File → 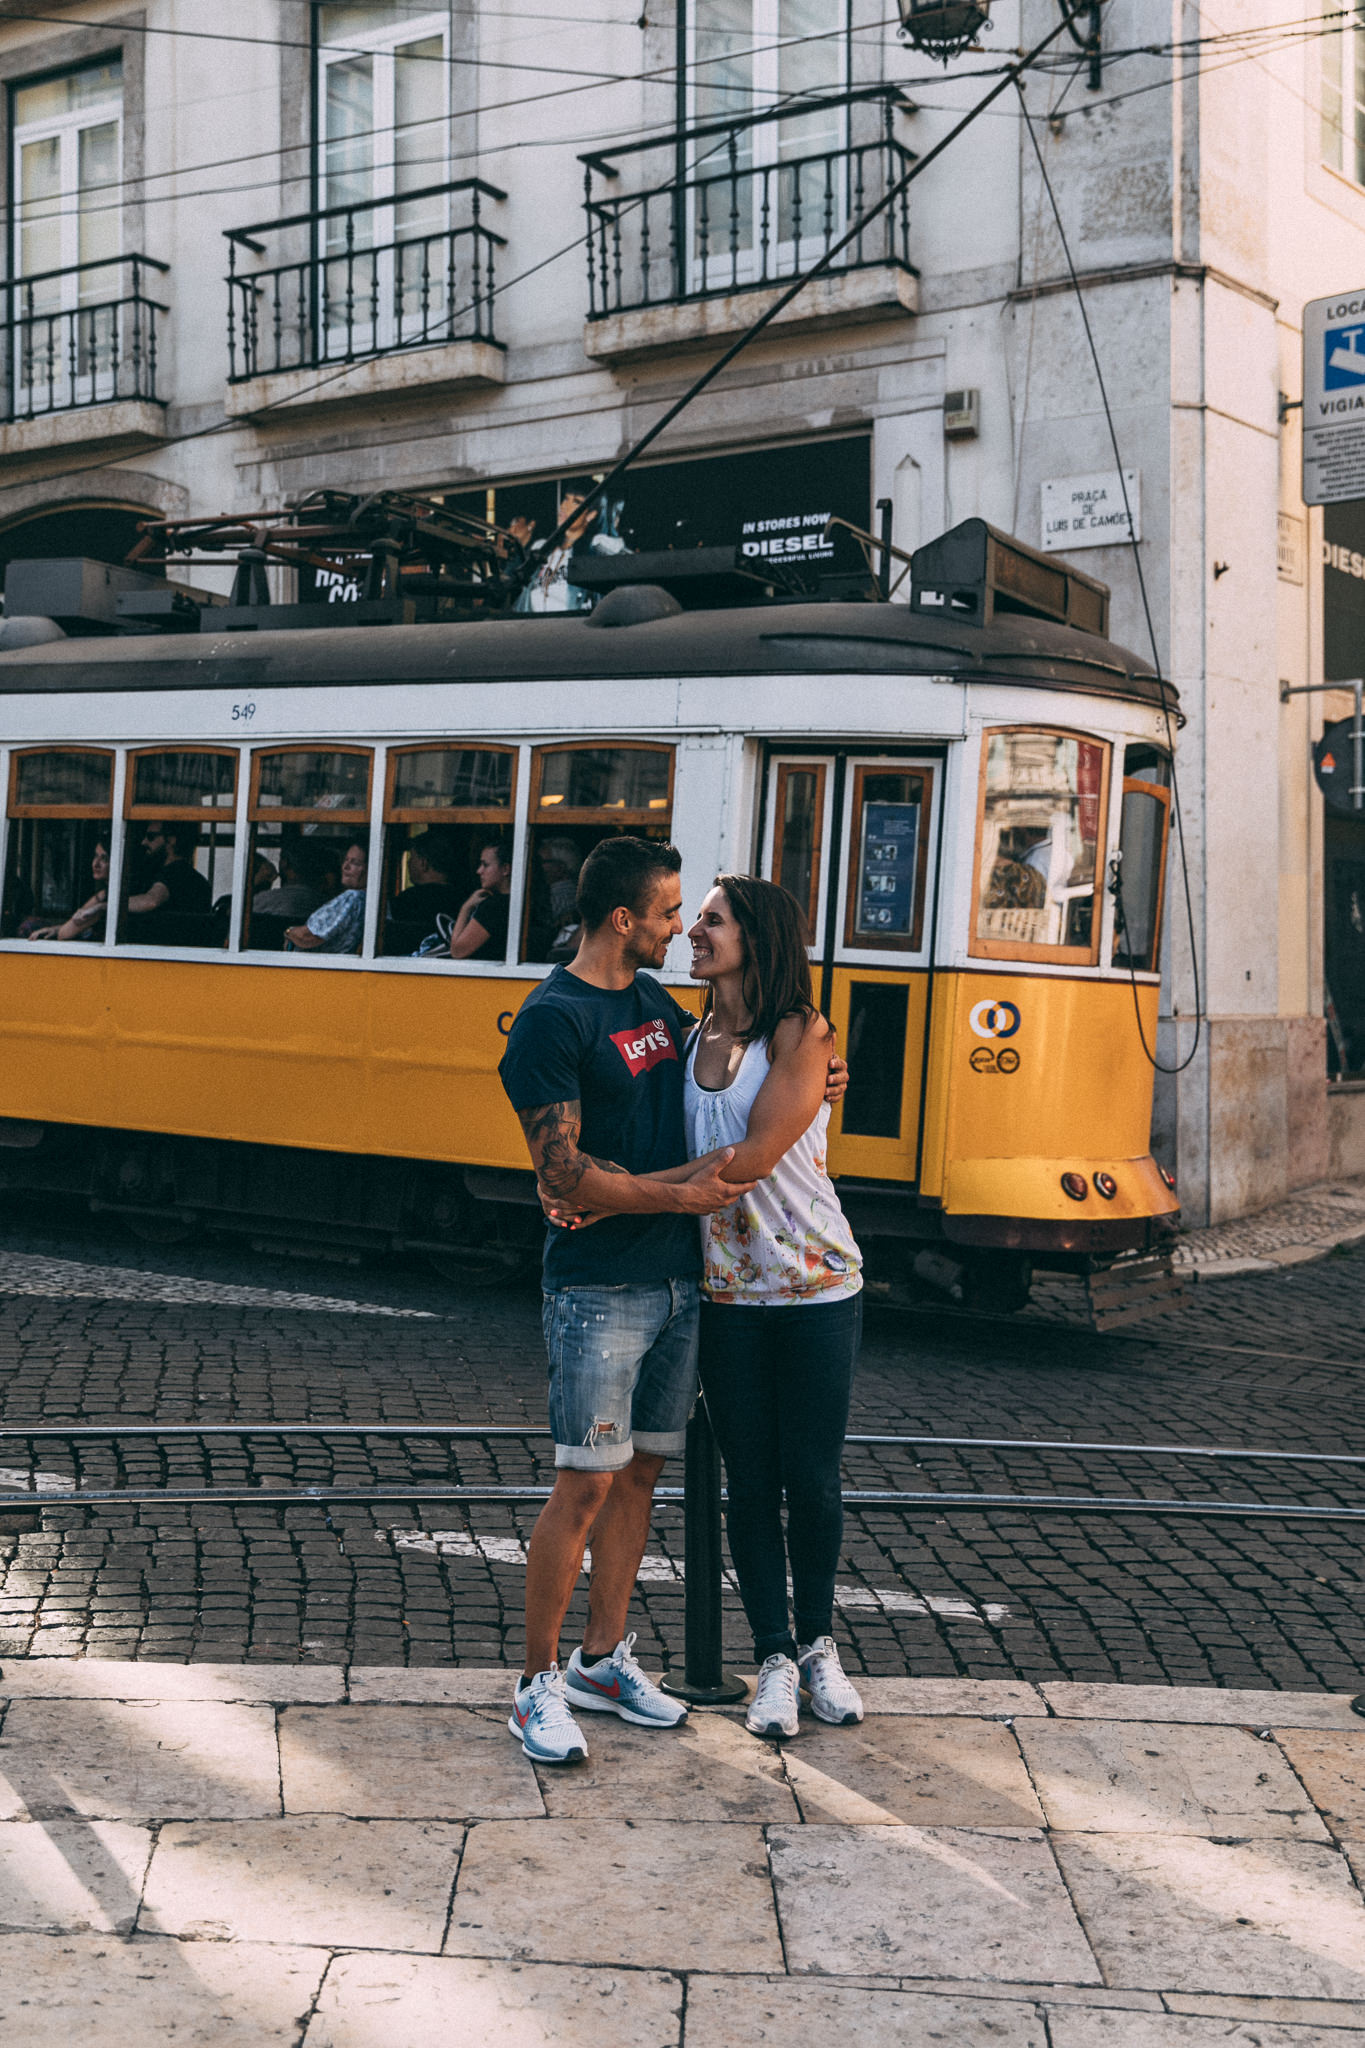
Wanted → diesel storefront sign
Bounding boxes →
[1323,500,1365,681]
[445,435,871,582]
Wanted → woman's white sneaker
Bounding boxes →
[746,1653,801,1739]
[798,1637,864,1725]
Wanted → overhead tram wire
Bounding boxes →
[8,8,1341,233]
[12,6,1338,503]
[1012,67,1202,1078]
[512,0,1104,579]
[6,14,921,229]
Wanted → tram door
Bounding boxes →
[761,753,937,1187]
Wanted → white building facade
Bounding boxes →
[0,0,1359,1225]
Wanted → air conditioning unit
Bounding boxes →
[943,389,980,439]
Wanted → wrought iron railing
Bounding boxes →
[225,177,507,382]
[581,86,914,320]
[2,253,168,422]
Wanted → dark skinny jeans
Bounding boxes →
[699,1290,862,1664]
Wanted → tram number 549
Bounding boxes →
[231,702,257,722]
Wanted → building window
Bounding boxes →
[1323,5,1365,182]
[317,3,449,349]
[688,0,847,276]
[11,59,123,405]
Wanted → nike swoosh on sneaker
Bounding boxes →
[512,1699,530,1726]
[576,1672,622,1699]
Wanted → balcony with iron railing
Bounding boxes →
[223,177,507,419]
[1,252,169,456]
[580,86,917,362]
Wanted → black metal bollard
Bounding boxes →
[661,1403,746,1704]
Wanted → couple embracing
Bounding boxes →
[497,835,865,1763]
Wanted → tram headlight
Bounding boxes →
[896,0,991,58]
[1093,1172,1117,1201]
[1060,1172,1088,1202]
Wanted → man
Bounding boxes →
[385,832,460,955]
[125,821,211,938]
[498,836,844,1764]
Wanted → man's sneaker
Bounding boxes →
[508,1664,589,1763]
[746,1653,801,1739]
[564,1633,688,1728]
[798,1636,864,1725]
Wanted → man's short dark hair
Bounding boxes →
[576,836,681,931]
[413,830,458,877]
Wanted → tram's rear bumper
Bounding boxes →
[839,1152,1179,1259]
[941,1210,1175,1256]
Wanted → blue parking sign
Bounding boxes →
[1325,322,1365,389]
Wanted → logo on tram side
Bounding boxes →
[968,999,1021,1040]
[969,1046,1020,1075]
[610,1019,679,1078]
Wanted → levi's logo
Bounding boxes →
[610,1019,678,1078]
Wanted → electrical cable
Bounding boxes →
[1013,73,1202,1078]
[514,0,1095,575]
[7,15,912,228]
[9,6,1348,231]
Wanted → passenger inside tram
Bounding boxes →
[251,840,336,927]
[384,830,461,955]
[24,839,110,943]
[446,837,513,961]
[124,821,215,946]
[285,838,368,954]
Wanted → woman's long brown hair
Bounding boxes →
[702,873,818,1046]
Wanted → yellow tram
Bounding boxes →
[0,521,1179,1310]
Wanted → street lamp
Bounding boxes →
[895,0,992,59]
[897,2,1102,81]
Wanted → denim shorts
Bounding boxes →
[541,1278,700,1471]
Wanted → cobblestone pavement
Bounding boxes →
[0,1198,1362,1690]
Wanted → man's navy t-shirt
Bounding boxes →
[498,965,700,1289]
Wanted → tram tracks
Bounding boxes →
[0,1420,1362,1524]
[877,1291,1364,1372]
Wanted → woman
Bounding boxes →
[26,840,110,942]
[285,840,367,954]
[447,837,513,960]
[684,874,864,1740]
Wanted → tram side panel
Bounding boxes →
[920,971,1176,1250]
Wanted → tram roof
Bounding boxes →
[0,597,1176,712]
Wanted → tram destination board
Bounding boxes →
[1303,289,1365,505]
[856,799,919,938]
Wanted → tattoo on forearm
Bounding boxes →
[518,1101,628,1196]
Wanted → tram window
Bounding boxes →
[1112,746,1171,974]
[381,745,516,958]
[524,745,674,962]
[841,982,909,1137]
[3,749,112,940]
[973,729,1109,963]
[121,749,237,951]
[773,762,825,938]
[245,748,371,953]
[844,765,932,953]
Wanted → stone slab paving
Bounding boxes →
[0,1663,1362,2041]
